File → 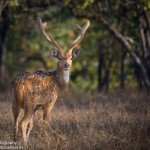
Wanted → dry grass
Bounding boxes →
[0,90,150,150]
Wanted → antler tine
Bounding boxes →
[68,20,90,52]
[36,17,62,51]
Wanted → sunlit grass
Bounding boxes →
[0,90,150,149]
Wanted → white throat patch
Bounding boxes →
[63,71,70,83]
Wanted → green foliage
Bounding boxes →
[8,0,19,7]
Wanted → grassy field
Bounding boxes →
[0,90,150,150]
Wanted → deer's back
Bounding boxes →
[10,71,59,108]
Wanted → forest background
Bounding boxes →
[0,0,150,92]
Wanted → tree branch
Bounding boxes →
[98,17,150,87]
[0,0,8,17]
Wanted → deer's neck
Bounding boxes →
[62,70,70,83]
[54,68,70,89]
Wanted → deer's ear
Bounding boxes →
[51,49,59,58]
[72,49,80,58]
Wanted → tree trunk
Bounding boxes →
[104,54,113,92]
[0,7,9,83]
[134,63,144,90]
[120,47,126,89]
[98,52,113,93]
[98,53,104,92]
[140,11,150,83]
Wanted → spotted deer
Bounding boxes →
[10,17,90,144]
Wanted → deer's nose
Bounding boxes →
[64,63,70,68]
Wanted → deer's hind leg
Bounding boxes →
[21,106,34,145]
[26,114,34,140]
[12,104,20,141]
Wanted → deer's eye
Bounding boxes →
[58,58,62,60]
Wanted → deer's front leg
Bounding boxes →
[43,96,57,125]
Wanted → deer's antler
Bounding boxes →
[36,17,62,52]
[67,20,90,52]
